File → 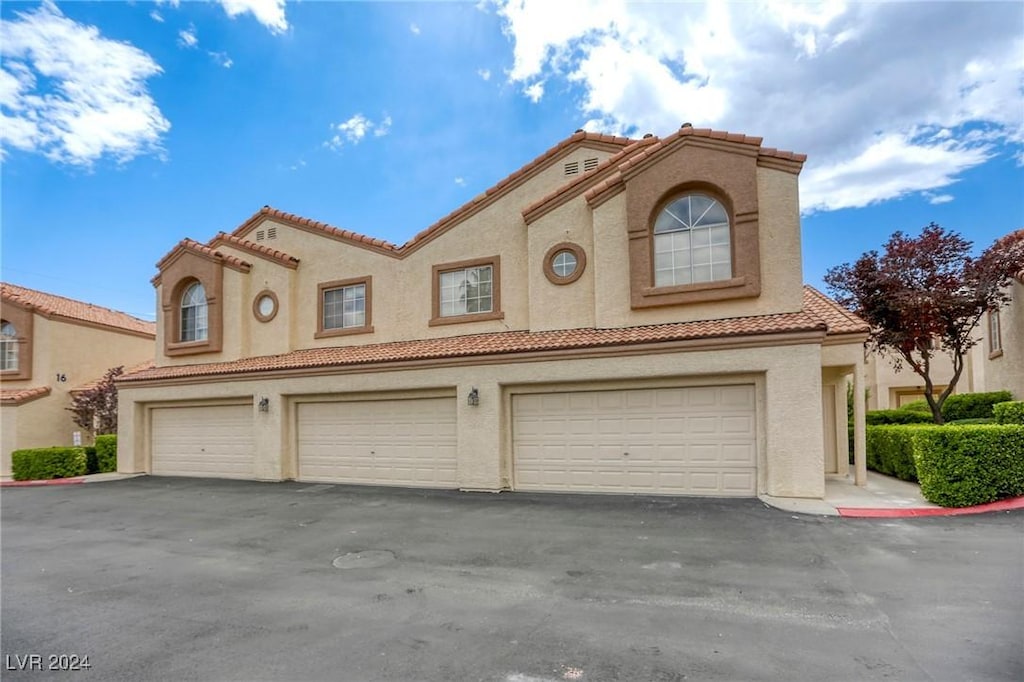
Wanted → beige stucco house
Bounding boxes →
[1,283,156,478]
[865,253,1023,409]
[971,267,1024,400]
[117,127,870,500]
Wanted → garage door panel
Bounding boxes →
[513,385,757,496]
[151,405,254,479]
[297,397,457,488]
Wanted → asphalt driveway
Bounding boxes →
[2,478,1021,681]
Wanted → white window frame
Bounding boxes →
[1,321,18,371]
[323,283,367,331]
[180,282,209,343]
[439,264,493,317]
[653,193,732,288]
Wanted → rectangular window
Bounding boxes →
[430,257,503,326]
[316,277,372,338]
[440,265,492,316]
[0,339,17,371]
[989,309,1002,356]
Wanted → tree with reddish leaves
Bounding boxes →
[825,224,1024,424]
[67,365,124,435]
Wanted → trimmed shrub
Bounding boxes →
[948,418,995,425]
[993,401,1024,425]
[898,399,932,414]
[866,426,922,481]
[11,447,88,481]
[94,434,117,473]
[866,409,933,425]
[913,425,1024,507]
[941,391,1013,422]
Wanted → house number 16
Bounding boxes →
[56,374,66,382]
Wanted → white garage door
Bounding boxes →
[151,404,254,478]
[297,397,457,488]
[513,385,757,496]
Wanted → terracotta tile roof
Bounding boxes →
[208,232,300,268]
[231,207,400,254]
[519,125,807,217]
[1,283,156,337]
[120,310,826,383]
[802,285,870,335]
[0,386,51,405]
[72,361,154,394]
[522,137,660,222]
[154,239,252,274]
[227,131,635,258]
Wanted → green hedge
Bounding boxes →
[994,401,1024,425]
[11,447,88,481]
[94,434,117,473]
[914,425,1024,507]
[866,409,933,425]
[941,391,1013,421]
[866,426,922,481]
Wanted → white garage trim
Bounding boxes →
[512,384,758,496]
[150,403,255,479]
[296,395,457,488]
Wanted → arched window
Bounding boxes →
[180,282,208,342]
[1,320,18,371]
[653,193,732,287]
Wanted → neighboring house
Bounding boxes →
[865,247,1024,409]
[972,265,1024,399]
[1,283,157,478]
[117,127,870,499]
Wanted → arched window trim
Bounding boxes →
[179,280,209,343]
[1,320,19,371]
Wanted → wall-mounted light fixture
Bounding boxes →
[467,388,480,407]
[258,397,270,413]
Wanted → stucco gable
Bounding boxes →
[226,131,635,259]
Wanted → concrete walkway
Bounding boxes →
[762,470,1024,517]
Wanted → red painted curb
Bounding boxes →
[838,496,1024,518]
[1,477,86,488]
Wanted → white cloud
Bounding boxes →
[523,81,544,103]
[208,51,233,69]
[410,23,421,35]
[217,0,289,34]
[325,113,391,150]
[290,159,306,171]
[925,192,954,205]
[149,11,164,23]
[0,1,170,166]
[454,176,466,186]
[492,0,1024,213]
[178,25,198,49]
[477,68,491,81]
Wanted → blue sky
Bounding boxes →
[2,0,1022,321]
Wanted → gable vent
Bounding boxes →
[583,157,599,172]
[256,230,266,241]
[564,161,580,176]
[267,226,277,240]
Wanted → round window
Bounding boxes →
[543,242,586,285]
[552,250,578,278]
[253,290,279,322]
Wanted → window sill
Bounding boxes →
[429,311,505,327]
[315,325,374,339]
[165,340,216,357]
[1,368,30,380]
[632,275,757,309]
[989,349,1003,360]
